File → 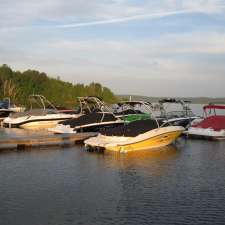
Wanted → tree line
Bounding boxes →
[0,64,118,107]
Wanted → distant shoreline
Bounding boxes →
[118,95,225,104]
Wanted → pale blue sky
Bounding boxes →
[0,0,225,97]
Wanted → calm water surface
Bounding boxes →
[1,105,225,225]
[1,140,225,225]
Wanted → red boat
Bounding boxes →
[187,104,225,140]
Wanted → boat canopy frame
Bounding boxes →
[116,101,161,128]
[77,96,117,123]
[203,103,225,117]
[114,101,154,115]
[158,98,194,119]
[29,95,57,111]
[77,96,112,113]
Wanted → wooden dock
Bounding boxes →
[0,129,97,150]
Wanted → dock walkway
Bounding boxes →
[0,128,97,150]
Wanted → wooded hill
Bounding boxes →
[0,64,117,107]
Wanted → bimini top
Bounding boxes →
[117,101,153,107]
[114,101,153,116]
[203,104,225,111]
[159,98,191,104]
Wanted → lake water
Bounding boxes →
[1,104,225,225]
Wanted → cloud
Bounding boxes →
[51,9,199,29]
[2,31,224,96]
[0,0,224,29]
[0,0,225,96]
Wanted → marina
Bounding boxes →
[1,1,225,223]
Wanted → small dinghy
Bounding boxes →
[187,103,225,140]
[84,119,184,152]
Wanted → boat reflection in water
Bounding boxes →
[94,144,181,175]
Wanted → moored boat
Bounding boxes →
[113,101,153,122]
[187,103,225,140]
[49,96,124,134]
[0,98,25,121]
[84,118,184,153]
[3,95,81,130]
[156,98,200,128]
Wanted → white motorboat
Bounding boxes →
[0,98,25,121]
[49,96,124,134]
[156,98,200,128]
[3,95,81,130]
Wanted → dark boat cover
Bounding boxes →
[193,115,225,131]
[60,112,118,128]
[114,109,144,116]
[101,119,162,137]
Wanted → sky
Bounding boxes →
[0,0,225,97]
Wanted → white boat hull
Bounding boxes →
[48,124,75,134]
[3,114,80,130]
[187,127,225,140]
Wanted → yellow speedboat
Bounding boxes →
[84,119,184,152]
